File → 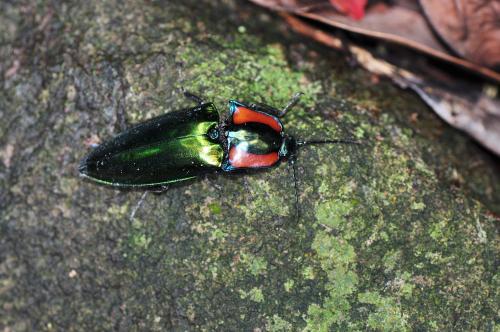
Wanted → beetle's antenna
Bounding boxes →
[291,158,300,223]
[286,156,301,223]
[279,92,304,117]
[296,139,361,147]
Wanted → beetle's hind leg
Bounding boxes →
[130,191,148,221]
[129,185,169,220]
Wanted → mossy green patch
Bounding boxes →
[358,291,409,331]
[305,229,359,330]
[239,287,264,303]
[316,200,354,231]
[177,34,322,111]
[240,252,268,277]
[265,314,293,331]
[300,110,497,331]
[284,279,295,292]
[208,202,222,215]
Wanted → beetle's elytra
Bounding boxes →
[79,93,357,188]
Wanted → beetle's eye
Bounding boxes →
[208,127,219,140]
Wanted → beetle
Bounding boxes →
[79,92,358,190]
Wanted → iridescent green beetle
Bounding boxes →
[79,93,357,188]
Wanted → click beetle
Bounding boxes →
[79,92,358,189]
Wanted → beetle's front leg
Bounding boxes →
[279,92,303,117]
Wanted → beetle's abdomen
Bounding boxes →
[79,103,223,187]
[81,135,223,186]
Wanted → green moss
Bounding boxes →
[304,196,362,330]
[240,253,267,277]
[300,107,497,331]
[177,35,322,110]
[382,249,403,272]
[209,228,227,241]
[208,202,222,215]
[129,233,151,250]
[411,201,426,211]
[302,266,316,280]
[305,232,358,330]
[239,287,264,303]
[358,291,409,331]
[284,279,294,292]
[265,314,293,331]
[238,180,290,219]
[316,200,355,231]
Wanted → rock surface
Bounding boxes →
[0,0,498,331]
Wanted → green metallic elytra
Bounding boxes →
[79,103,223,187]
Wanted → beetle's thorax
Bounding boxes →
[220,99,291,171]
[221,122,281,170]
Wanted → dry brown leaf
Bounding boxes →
[280,13,500,156]
[249,0,500,81]
[420,0,500,69]
[249,0,500,156]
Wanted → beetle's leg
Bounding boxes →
[176,59,206,105]
[252,92,303,118]
[129,186,167,221]
[150,185,169,194]
[115,86,129,131]
[279,92,303,117]
[182,89,205,105]
[130,191,148,221]
[116,106,128,131]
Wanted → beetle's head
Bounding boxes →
[279,135,297,160]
